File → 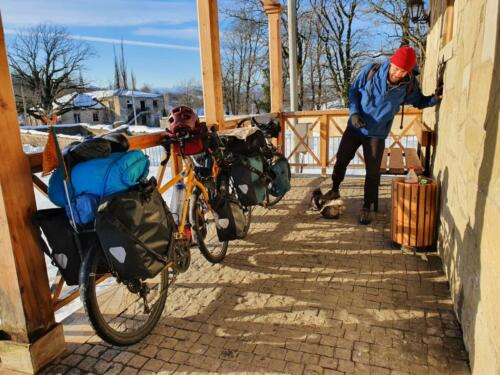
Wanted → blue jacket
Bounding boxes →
[348,60,437,139]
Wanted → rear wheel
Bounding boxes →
[189,188,229,263]
[79,246,169,346]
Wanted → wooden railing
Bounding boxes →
[278,108,425,175]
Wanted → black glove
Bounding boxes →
[350,114,365,129]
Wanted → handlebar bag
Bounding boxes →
[95,178,176,280]
[269,156,291,197]
[172,123,209,156]
[219,127,266,155]
[210,195,246,241]
[230,155,266,206]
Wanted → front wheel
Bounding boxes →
[79,246,170,346]
[189,188,229,263]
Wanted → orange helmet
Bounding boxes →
[168,105,199,134]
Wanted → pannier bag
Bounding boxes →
[219,127,266,155]
[210,195,246,241]
[35,208,100,285]
[95,178,176,281]
[269,156,291,197]
[231,155,266,206]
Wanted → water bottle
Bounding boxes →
[405,166,418,184]
[170,182,186,224]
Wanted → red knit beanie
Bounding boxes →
[390,46,417,72]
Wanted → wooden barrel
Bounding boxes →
[391,177,438,247]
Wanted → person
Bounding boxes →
[322,46,441,224]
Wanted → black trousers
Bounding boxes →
[331,126,385,210]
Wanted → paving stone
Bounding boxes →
[40,178,469,374]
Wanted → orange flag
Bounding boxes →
[41,115,59,176]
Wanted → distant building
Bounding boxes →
[57,89,166,126]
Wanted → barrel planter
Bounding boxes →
[391,177,438,248]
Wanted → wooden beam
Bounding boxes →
[197,0,225,128]
[320,115,329,176]
[0,14,64,373]
[264,2,283,113]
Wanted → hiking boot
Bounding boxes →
[321,188,340,201]
[359,207,371,225]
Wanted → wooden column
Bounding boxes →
[320,115,329,176]
[0,15,64,374]
[264,2,283,113]
[197,0,225,128]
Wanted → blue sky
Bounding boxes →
[1,0,203,89]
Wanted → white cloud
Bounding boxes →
[0,0,197,27]
[133,27,199,41]
[4,29,199,51]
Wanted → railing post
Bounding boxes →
[263,2,283,113]
[0,15,65,373]
[320,115,329,176]
[197,0,225,129]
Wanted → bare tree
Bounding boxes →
[367,0,427,67]
[221,2,268,114]
[175,79,203,109]
[311,0,366,105]
[9,24,95,122]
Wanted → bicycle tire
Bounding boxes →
[189,188,229,263]
[79,246,169,346]
[265,152,291,207]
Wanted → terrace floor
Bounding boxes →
[39,176,470,375]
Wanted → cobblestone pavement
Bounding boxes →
[40,176,470,375]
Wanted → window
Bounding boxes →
[73,113,81,123]
[93,112,99,122]
[140,101,146,111]
[153,100,158,110]
[441,0,455,46]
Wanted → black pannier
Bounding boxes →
[35,208,100,285]
[95,178,176,281]
[230,155,266,206]
[210,195,246,241]
[220,128,266,155]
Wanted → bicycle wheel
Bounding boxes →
[189,188,229,263]
[79,245,170,346]
[265,152,291,207]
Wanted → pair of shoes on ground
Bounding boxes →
[313,188,372,224]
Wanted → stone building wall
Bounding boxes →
[421,0,499,372]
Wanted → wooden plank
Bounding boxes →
[391,179,399,243]
[387,148,405,174]
[197,0,225,128]
[32,174,48,197]
[264,3,283,113]
[410,184,418,246]
[0,13,59,346]
[396,181,405,244]
[319,115,329,176]
[417,184,427,247]
[412,119,434,147]
[282,108,422,118]
[403,183,411,245]
[404,148,423,174]
[380,149,389,173]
